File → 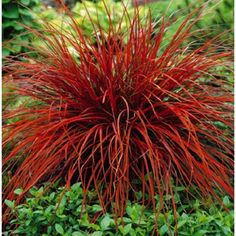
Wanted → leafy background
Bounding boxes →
[3,0,233,57]
[3,183,234,235]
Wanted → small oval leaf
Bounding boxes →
[55,224,64,235]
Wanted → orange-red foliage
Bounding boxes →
[3,4,233,224]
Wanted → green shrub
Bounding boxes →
[36,0,135,38]
[4,183,233,235]
[3,0,233,58]
[34,0,233,52]
[145,0,233,47]
[2,0,40,57]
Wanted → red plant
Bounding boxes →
[3,3,233,226]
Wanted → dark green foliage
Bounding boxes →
[183,0,233,46]
[2,0,40,57]
[4,184,233,235]
[147,0,233,47]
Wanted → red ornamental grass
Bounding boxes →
[3,4,233,223]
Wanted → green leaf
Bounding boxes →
[72,232,85,236]
[91,232,103,236]
[4,199,15,209]
[175,186,185,191]
[209,206,216,215]
[92,204,102,212]
[159,225,169,236]
[100,215,114,230]
[122,217,132,223]
[25,219,31,226]
[31,0,39,4]
[181,213,188,219]
[19,8,32,16]
[13,22,24,30]
[49,192,56,201]
[124,223,132,235]
[2,48,10,57]
[11,44,22,53]
[38,186,44,194]
[55,224,64,235]
[126,205,140,220]
[136,191,142,201]
[29,187,38,196]
[223,196,230,207]
[193,230,209,236]
[222,226,231,235]
[3,0,11,3]
[156,213,165,226]
[177,220,187,229]
[126,206,133,218]
[14,188,23,195]
[20,0,30,5]
[71,183,82,192]
[3,4,19,19]
[2,20,24,30]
